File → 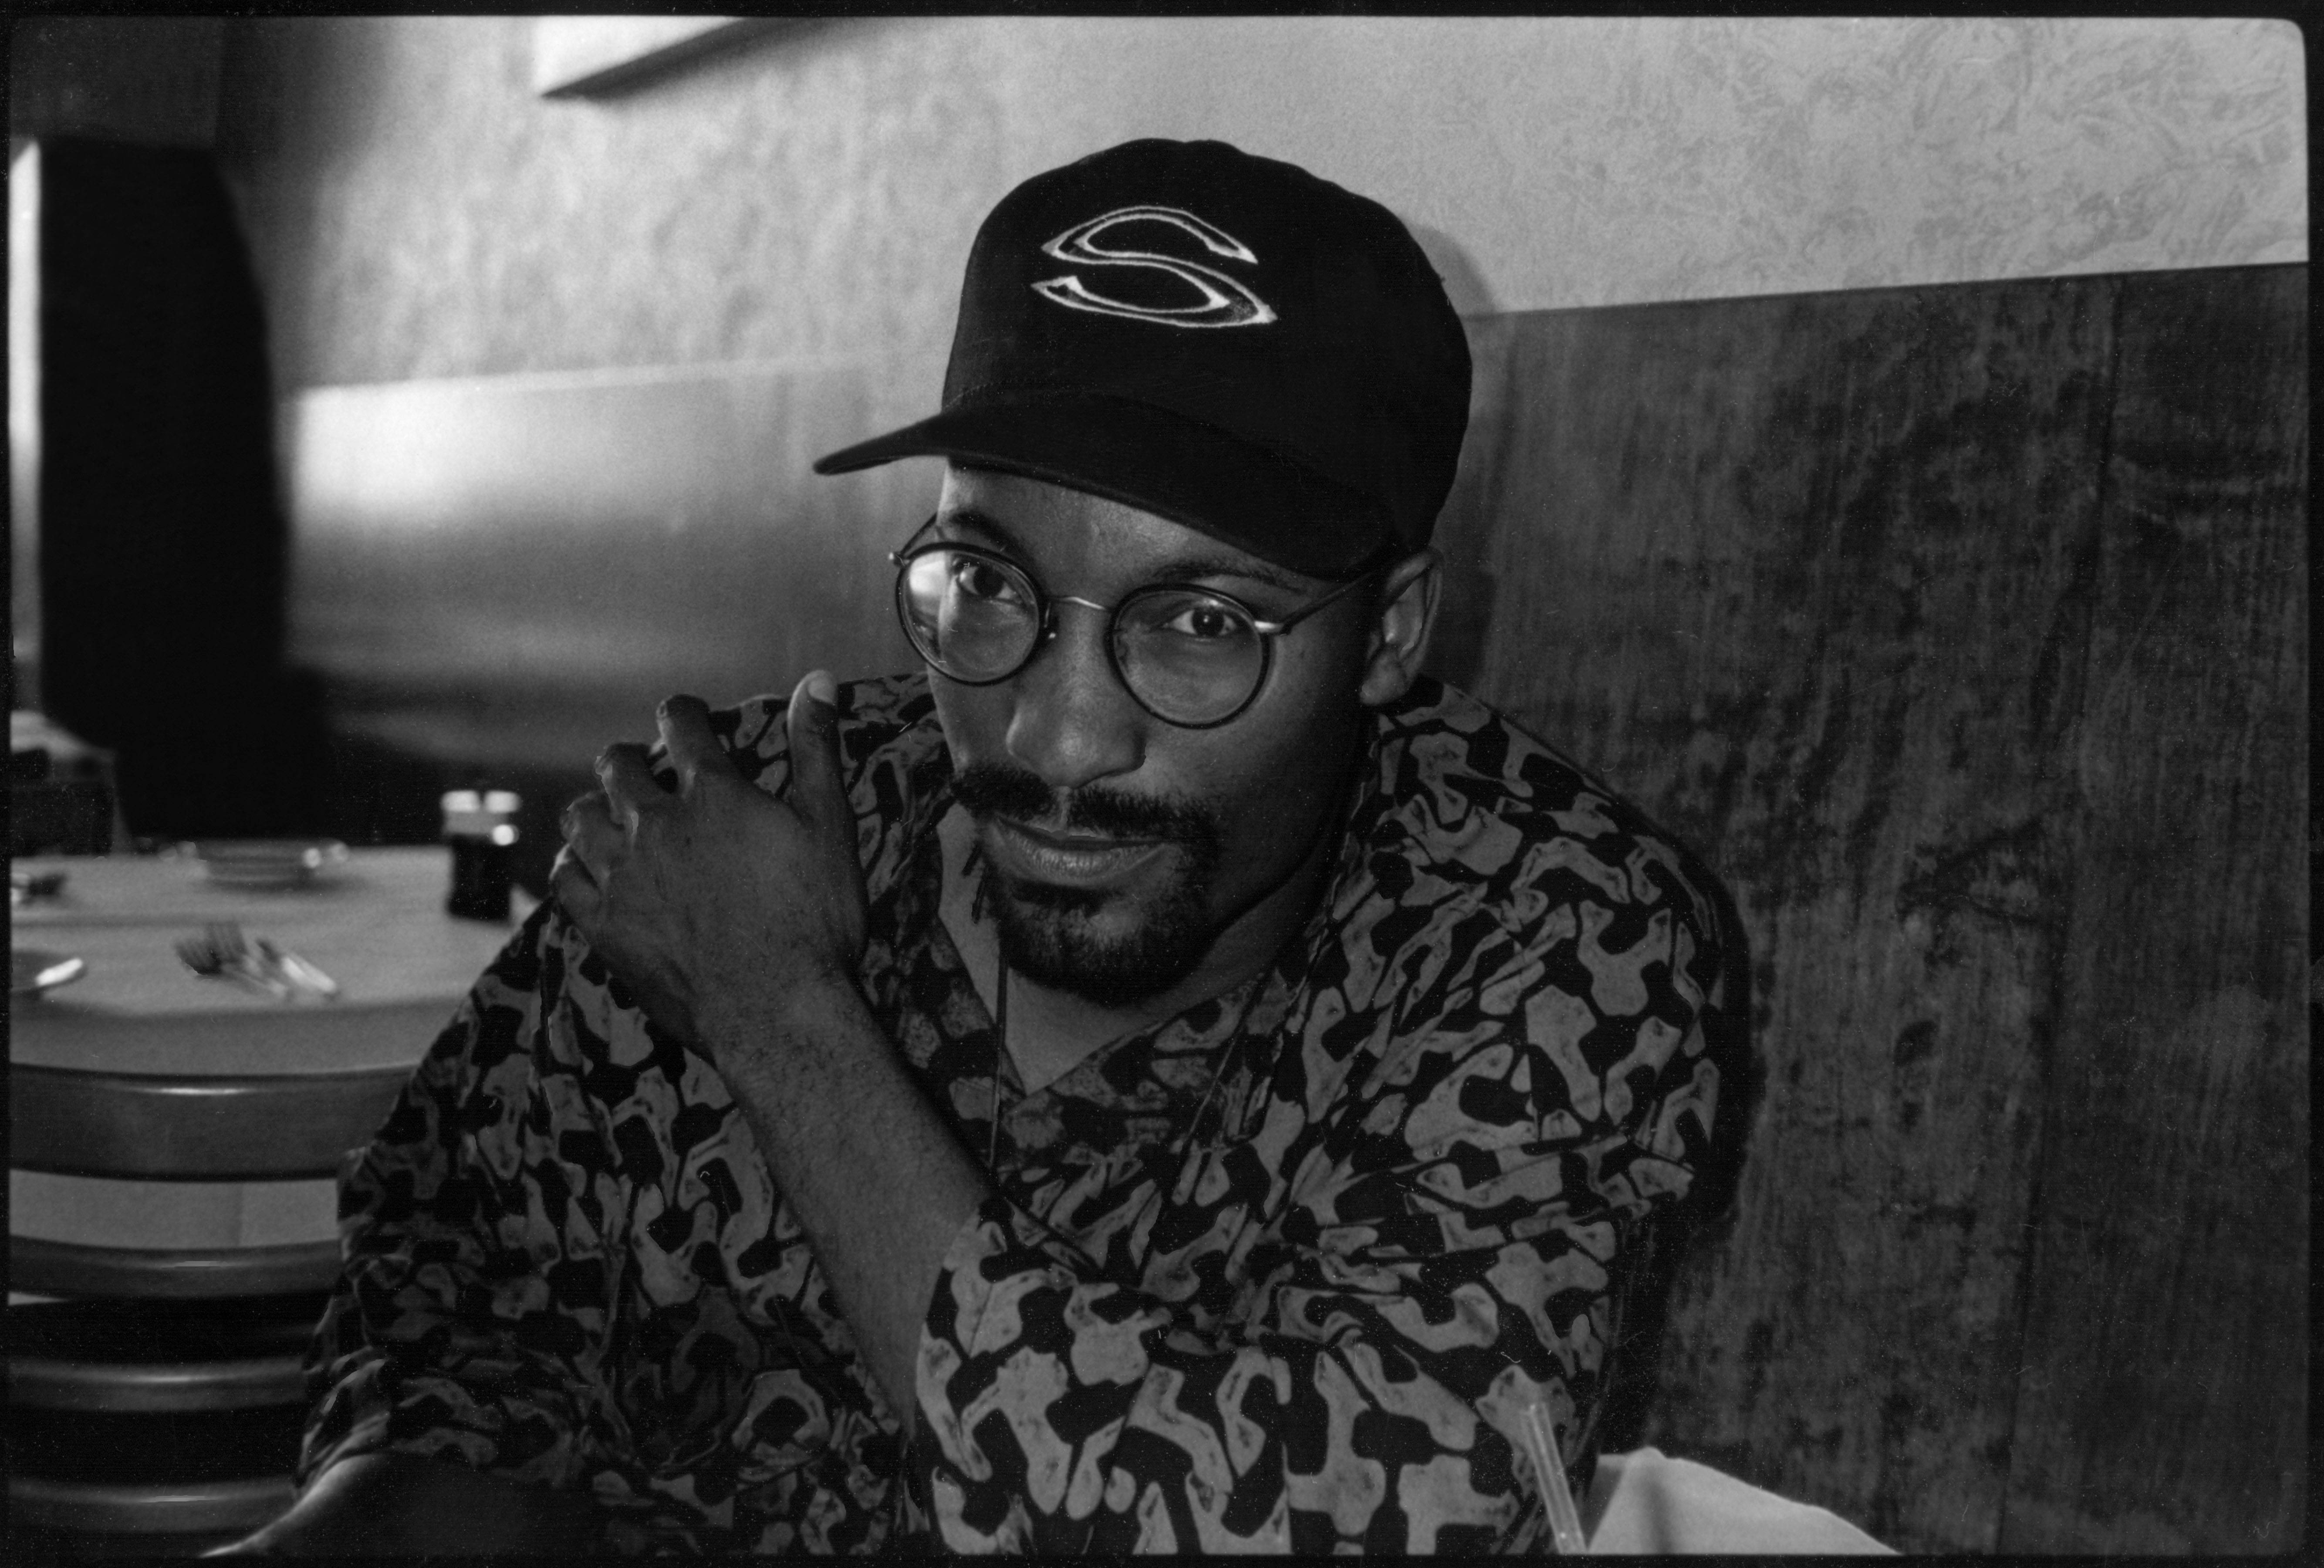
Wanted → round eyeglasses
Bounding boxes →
[889,519,1384,728]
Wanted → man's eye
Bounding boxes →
[1159,600,1251,640]
[952,559,1024,604]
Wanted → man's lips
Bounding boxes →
[983,816,1171,889]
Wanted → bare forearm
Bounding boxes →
[706,968,989,1431]
[210,1453,602,1556]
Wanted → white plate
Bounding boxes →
[12,948,87,997]
[188,839,351,890]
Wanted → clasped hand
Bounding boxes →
[550,672,867,1058]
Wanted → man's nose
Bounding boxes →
[1003,608,1145,794]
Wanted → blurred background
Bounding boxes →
[7,15,2307,1554]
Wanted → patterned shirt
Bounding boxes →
[301,671,1734,1553]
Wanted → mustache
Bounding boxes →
[952,761,1221,848]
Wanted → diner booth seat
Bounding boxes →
[6,1061,412,1558]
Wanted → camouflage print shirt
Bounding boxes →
[301,671,1733,1553]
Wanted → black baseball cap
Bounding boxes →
[811,138,1471,578]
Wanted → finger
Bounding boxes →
[655,694,732,794]
[547,842,601,925]
[784,670,848,837]
[561,788,624,872]
[593,742,660,821]
[560,789,608,845]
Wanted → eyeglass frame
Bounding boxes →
[887,515,1394,730]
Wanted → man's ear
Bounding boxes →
[1358,548,1442,707]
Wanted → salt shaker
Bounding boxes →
[441,788,520,921]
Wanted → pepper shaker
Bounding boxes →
[441,788,520,921]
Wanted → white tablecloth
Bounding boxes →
[10,848,525,1258]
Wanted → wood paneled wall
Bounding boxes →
[1432,264,2307,1552]
[284,263,2305,1552]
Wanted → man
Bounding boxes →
[236,138,1736,1554]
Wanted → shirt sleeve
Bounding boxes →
[909,877,1728,1553]
[299,902,632,1499]
[298,678,940,1531]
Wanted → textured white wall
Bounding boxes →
[986,16,2307,313]
[216,16,2304,392]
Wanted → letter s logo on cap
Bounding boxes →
[1033,206,1278,329]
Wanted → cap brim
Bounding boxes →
[811,392,1388,578]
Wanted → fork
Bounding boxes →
[176,923,339,1002]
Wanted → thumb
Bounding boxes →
[784,670,848,835]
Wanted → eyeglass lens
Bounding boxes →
[896,547,1269,725]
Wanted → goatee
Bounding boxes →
[953,761,1226,1007]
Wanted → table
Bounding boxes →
[10,848,531,1263]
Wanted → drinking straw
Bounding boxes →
[1520,1396,1591,1554]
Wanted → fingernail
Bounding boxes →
[804,671,837,709]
